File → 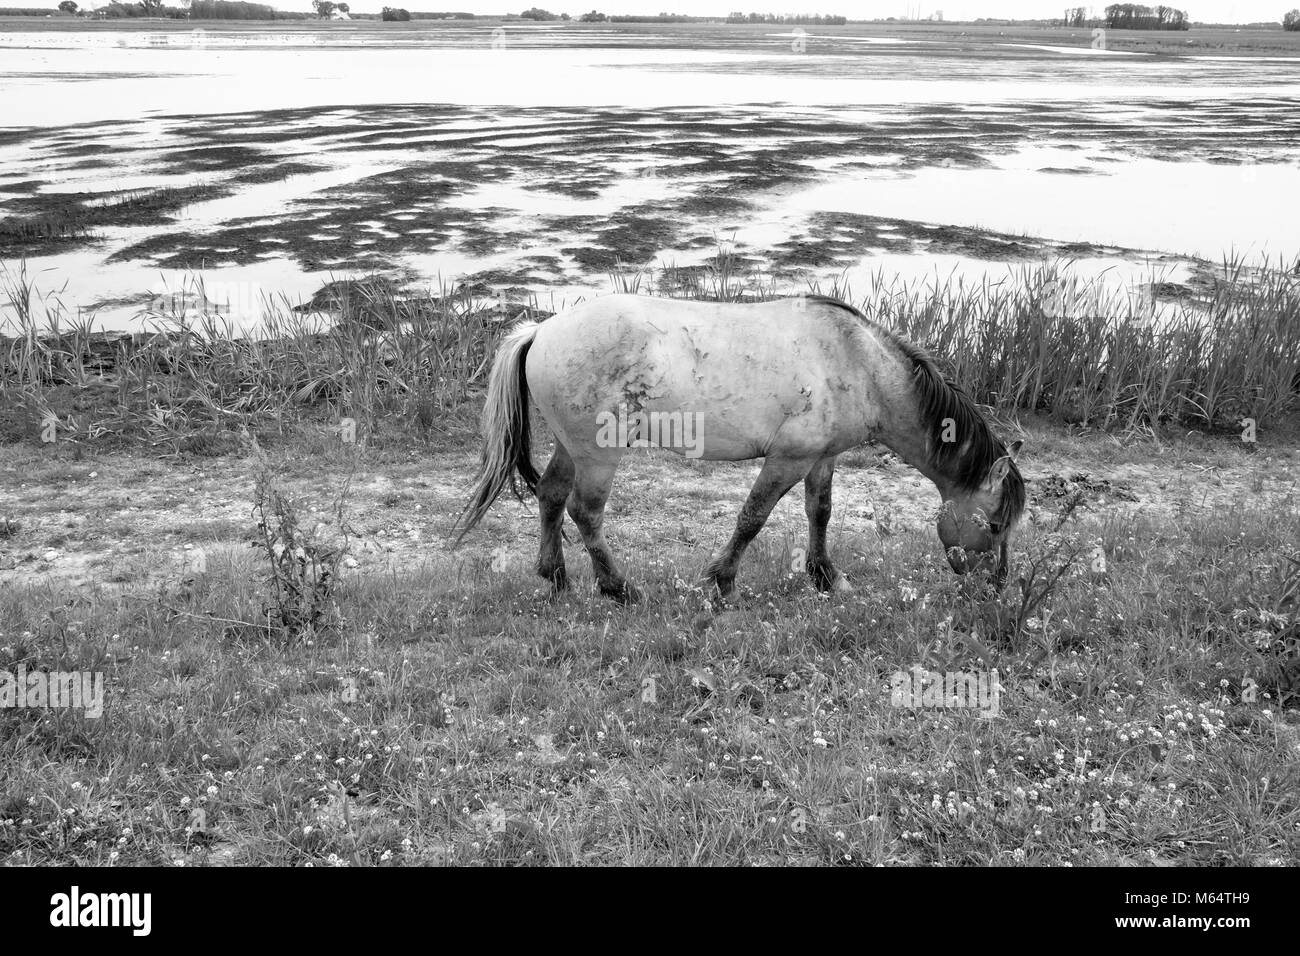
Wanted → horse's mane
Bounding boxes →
[804,295,1026,530]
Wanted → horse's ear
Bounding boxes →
[987,455,1013,487]
[1008,439,1024,461]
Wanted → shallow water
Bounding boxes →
[2,21,1298,333]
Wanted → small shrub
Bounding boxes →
[249,439,355,642]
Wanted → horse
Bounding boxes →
[453,293,1025,603]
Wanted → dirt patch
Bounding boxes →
[1031,472,1142,506]
[3,423,1296,592]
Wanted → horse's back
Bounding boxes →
[532,294,854,373]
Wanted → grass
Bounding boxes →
[2,253,1299,866]
[1,436,1297,865]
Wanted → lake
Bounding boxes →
[2,19,1298,332]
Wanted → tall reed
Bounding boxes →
[2,254,1296,447]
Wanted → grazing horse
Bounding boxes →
[453,294,1025,602]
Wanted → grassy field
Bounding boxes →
[1,408,1298,866]
[2,263,1299,866]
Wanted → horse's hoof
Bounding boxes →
[807,562,846,594]
[705,574,736,601]
[538,566,568,591]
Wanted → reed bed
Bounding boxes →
[856,257,1300,432]
[0,266,518,448]
[1,253,1297,449]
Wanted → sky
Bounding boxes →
[289,2,1295,22]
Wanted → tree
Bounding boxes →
[57,0,77,10]
[1285,9,1300,30]
[579,9,606,20]
[1104,3,1188,29]
[312,0,335,17]
[380,5,409,19]
[336,2,348,10]
[519,7,559,19]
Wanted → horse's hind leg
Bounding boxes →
[704,455,816,599]
[566,458,640,604]
[536,441,575,591]
[804,454,851,593]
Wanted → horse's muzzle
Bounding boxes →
[947,547,1008,590]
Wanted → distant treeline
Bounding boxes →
[375,7,477,19]
[609,14,700,21]
[190,0,284,18]
[518,8,765,21]
[94,3,191,17]
[1103,3,1189,29]
[578,12,707,21]
[372,10,488,17]
[726,12,848,24]
[80,0,306,17]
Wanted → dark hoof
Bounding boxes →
[808,561,852,594]
[807,560,836,592]
[707,578,736,602]
[538,563,568,592]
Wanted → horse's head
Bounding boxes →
[936,439,1024,586]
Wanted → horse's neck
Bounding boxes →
[856,327,952,498]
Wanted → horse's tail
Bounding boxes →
[451,320,542,547]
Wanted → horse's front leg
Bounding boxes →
[566,457,640,604]
[704,455,817,599]
[803,454,852,593]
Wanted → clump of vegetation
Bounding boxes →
[0,266,522,448]
[858,257,1300,432]
[1104,3,1189,30]
[189,2,285,21]
[0,185,225,259]
[1222,550,1300,707]
[248,439,354,643]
